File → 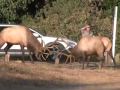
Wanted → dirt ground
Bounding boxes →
[0,60,120,90]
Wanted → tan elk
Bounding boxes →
[62,25,105,69]
[0,25,45,62]
[81,25,116,66]
[68,36,105,69]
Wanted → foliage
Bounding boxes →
[0,0,47,23]
[0,0,29,23]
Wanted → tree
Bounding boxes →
[0,0,55,23]
[0,0,29,23]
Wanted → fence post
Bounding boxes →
[112,6,118,58]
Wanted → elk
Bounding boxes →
[68,36,105,69]
[80,25,116,67]
[0,25,45,62]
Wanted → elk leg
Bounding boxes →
[104,51,108,66]
[86,56,91,67]
[99,59,104,69]
[82,53,87,69]
[20,45,25,63]
[97,48,105,69]
[4,43,13,62]
[0,41,5,60]
[108,51,116,68]
[97,55,104,69]
[29,51,34,63]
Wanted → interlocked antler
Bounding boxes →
[45,37,67,52]
[49,37,76,64]
[42,48,51,61]
[39,37,62,61]
[39,37,73,62]
[35,48,51,61]
[34,37,50,61]
[57,49,75,64]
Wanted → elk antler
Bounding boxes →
[57,50,75,64]
[41,48,51,60]
[40,37,45,47]
[55,37,72,49]
[40,37,70,62]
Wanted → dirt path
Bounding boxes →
[0,61,120,90]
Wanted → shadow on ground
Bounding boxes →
[0,76,120,90]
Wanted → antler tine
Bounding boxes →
[66,48,72,53]
[60,37,67,43]
[70,55,75,63]
[57,51,70,64]
[45,37,59,49]
[45,37,60,50]
[57,37,69,46]
[39,37,45,47]
[52,37,70,49]
[53,37,64,44]
[34,34,44,47]
[58,49,76,64]
[52,37,60,44]
[42,47,51,60]
[55,37,60,42]
[65,55,70,64]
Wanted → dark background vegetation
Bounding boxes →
[0,0,120,53]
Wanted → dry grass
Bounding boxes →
[0,60,120,90]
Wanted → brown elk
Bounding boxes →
[0,25,45,62]
[68,36,105,69]
[80,25,116,67]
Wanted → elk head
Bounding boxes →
[80,25,93,37]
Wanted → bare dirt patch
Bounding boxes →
[0,60,120,90]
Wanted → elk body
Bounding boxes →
[69,36,105,69]
[0,25,44,62]
[80,25,116,67]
